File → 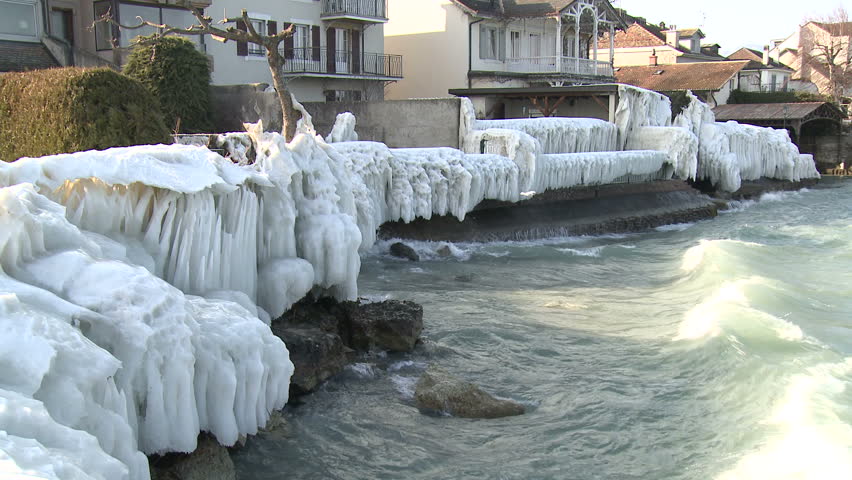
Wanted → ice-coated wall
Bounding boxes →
[533,150,670,192]
[674,92,819,192]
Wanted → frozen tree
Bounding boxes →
[801,7,851,104]
[100,1,302,141]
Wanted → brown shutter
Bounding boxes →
[326,27,336,74]
[236,20,248,56]
[312,25,321,61]
[267,21,277,35]
[351,30,361,74]
[282,23,293,60]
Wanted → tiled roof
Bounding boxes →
[727,47,792,70]
[811,21,852,36]
[712,102,839,121]
[600,22,666,48]
[677,28,703,38]
[614,60,749,92]
[0,40,59,72]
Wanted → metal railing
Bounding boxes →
[281,47,402,78]
[321,0,388,20]
[505,56,613,77]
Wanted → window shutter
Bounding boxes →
[498,28,506,61]
[282,23,293,59]
[327,27,336,73]
[479,24,487,59]
[267,20,277,36]
[352,30,361,74]
[236,20,248,56]
[312,25,321,61]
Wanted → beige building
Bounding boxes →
[596,14,723,67]
[770,21,851,99]
[385,0,624,100]
[2,0,402,102]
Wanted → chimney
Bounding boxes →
[649,48,658,66]
[665,27,680,47]
[762,45,769,65]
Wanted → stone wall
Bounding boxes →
[303,98,462,148]
[210,84,462,148]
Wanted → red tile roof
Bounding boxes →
[614,60,749,92]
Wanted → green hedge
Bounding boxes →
[0,67,171,162]
[727,89,831,104]
[124,36,212,133]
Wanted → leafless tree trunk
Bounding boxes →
[99,1,301,141]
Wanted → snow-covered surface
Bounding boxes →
[674,92,819,191]
[0,90,822,478]
[615,84,672,150]
[533,150,669,192]
[475,117,617,154]
[626,126,698,180]
[326,112,359,143]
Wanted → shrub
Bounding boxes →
[0,67,172,162]
[124,36,212,133]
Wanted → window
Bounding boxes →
[325,90,362,102]
[770,73,777,92]
[50,8,73,45]
[294,24,311,59]
[479,24,505,60]
[93,1,112,50]
[691,37,700,53]
[510,31,520,58]
[0,0,38,39]
[563,34,575,57]
[248,19,266,55]
[529,33,542,58]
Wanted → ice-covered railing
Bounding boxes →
[674,92,820,192]
[474,117,618,154]
[533,151,670,192]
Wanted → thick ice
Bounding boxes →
[475,117,617,154]
[326,112,359,143]
[534,151,669,192]
[626,126,699,180]
[461,128,538,191]
[615,84,672,150]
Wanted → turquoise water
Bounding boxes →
[234,181,852,479]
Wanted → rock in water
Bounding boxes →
[346,300,423,352]
[436,244,453,257]
[390,242,420,261]
[269,325,351,395]
[150,434,235,480]
[414,366,525,419]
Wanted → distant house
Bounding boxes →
[614,60,749,106]
[727,47,794,92]
[770,20,851,97]
[596,13,724,67]
[2,0,403,102]
[384,0,626,100]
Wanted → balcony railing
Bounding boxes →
[281,47,402,79]
[321,0,388,22]
[505,56,613,77]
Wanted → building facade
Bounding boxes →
[385,0,624,100]
[2,0,402,102]
[770,21,851,98]
[727,47,794,93]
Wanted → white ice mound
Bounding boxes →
[615,84,672,150]
[326,112,359,143]
[461,128,539,191]
[534,150,670,192]
[627,126,699,180]
[673,91,819,192]
[475,117,617,154]
[0,184,293,479]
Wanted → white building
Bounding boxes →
[2,0,402,102]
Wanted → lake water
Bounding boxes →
[234,180,852,480]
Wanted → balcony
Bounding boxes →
[321,0,388,23]
[505,57,614,78]
[281,47,402,79]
